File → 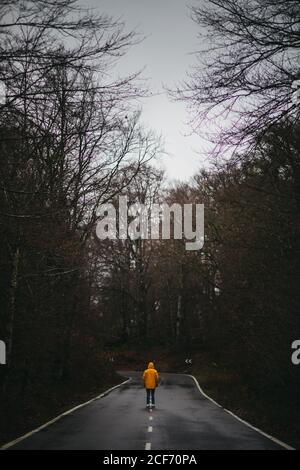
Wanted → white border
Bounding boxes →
[1,378,131,450]
[187,374,295,451]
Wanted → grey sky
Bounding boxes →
[84,0,208,181]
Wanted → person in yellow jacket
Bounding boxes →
[143,362,159,408]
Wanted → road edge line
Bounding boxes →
[187,374,295,451]
[1,378,131,450]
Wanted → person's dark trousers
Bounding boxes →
[146,388,155,406]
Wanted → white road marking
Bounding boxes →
[187,374,295,451]
[145,442,151,450]
[149,416,153,421]
[148,426,153,433]
[1,378,132,450]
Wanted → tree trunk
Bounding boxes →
[176,294,182,340]
[120,286,129,341]
[6,246,20,367]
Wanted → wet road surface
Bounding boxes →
[7,372,288,450]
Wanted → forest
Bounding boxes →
[0,0,299,448]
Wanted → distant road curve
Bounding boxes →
[2,372,293,450]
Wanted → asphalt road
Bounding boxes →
[7,372,288,450]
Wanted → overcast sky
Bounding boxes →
[83,0,208,181]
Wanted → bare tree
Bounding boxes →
[0,0,148,370]
[175,0,300,156]
[91,164,164,341]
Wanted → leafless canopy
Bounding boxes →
[0,0,159,239]
[175,0,300,157]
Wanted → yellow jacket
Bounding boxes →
[143,362,159,389]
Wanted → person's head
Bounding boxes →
[148,362,154,369]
